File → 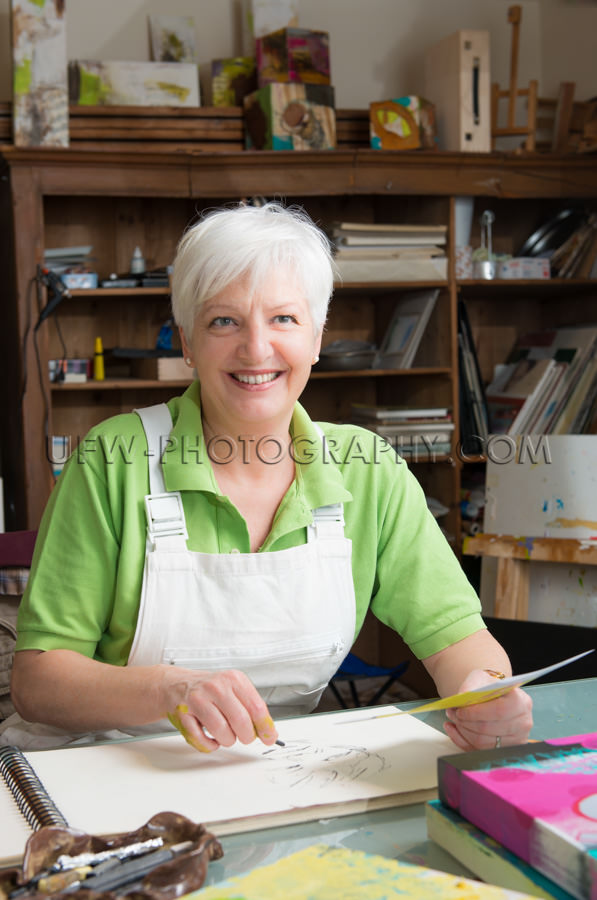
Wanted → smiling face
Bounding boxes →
[180,267,322,437]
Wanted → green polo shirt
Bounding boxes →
[17,381,484,665]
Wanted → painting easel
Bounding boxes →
[463,534,597,620]
[491,5,538,151]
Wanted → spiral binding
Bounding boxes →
[0,745,69,830]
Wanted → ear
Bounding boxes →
[313,328,323,359]
[179,326,193,363]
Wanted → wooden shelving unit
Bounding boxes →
[1,145,596,539]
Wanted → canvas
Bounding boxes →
[11,0,68,147]
[68,60,200,108]
[148,16,196,64]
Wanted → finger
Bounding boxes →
[230,676,278,746]
[168,703,220,754]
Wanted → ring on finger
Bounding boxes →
[495,735,501,749]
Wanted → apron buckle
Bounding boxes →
[144,492,189,543]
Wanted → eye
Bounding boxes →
[274,314,299,325]
[210,316,235,328]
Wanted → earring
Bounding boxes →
[185,357,192,366]
[312,356,319,364]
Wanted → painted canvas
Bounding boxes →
[148,15,196,63]
[256,27,330,86]
[244,83,335,150]
[211,57,256,107]
[68,60,200,108]
[438,733,597,900]
[11,0,68,147]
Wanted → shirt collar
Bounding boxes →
[162,382,353,511]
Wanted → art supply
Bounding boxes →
[130,246,146,274]
[336,650,594,724]
[93,336,105,381]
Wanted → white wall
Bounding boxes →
[0,0,551,108]
[0,1,594,109]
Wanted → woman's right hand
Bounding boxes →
[163,667,279,753]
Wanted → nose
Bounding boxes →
[238,319,272,363]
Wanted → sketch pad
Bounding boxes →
[0,707,455,863]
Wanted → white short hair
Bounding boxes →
[171,201,335,338]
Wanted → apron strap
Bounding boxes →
[308,423,345,542]
[135,404,188,548]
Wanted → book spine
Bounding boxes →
[0,745,69,830]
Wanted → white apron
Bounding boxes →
[0,404,356,749]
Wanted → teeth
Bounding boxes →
[235,372,278,385]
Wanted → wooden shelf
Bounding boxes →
[310,367,452,379]
[50,378,193,391]
[459,277,597,296]
[2,146,596,534]
[50,367,453,390]
[68,286,169,298]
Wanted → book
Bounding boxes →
[437,732,597,900]
[487,327,597,435]
[332,221,448,235]
[194,842,540,900]
[350,403,450,421]
[131,356,194,381]
[426,800,575,900]
[336,233,446,247]
[458,300,489,450]
[0,706,456,866]
[373,289,439,369]
[334,256,447,282]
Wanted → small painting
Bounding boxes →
[148,15,196,63]
[11,0,69,147]
[212,57,257,106]
[68,60,200,107]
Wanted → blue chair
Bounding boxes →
[329,652,410,709]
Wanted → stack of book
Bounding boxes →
[330,221,448,282]
[351,403,454,459]
[427,732,597,900]
[550,212,597,279]
[486,325,597,435]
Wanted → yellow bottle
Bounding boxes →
[93,336,105,381]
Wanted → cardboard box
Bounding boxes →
[370,96,436,150]
[256,27,330,86]
[131,356,194,382]
[211,57,256,106]
[497,258,551,279]
[424,30,491,152]
[244,83,336,150]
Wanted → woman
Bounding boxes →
[5,202,532,752]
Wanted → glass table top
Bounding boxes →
[202,677,597,885]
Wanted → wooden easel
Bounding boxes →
[491,5,538,151]
[463,534,597,620]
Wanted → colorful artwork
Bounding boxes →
[11,0,68,147]
[148,15,196,63]
[68,60,200,108]
[194,843,539,899]
[256,27,330,86]
[439,733,597,900]
[370,96,436,151]
[212,57,257,107]
[244,83,335,151]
